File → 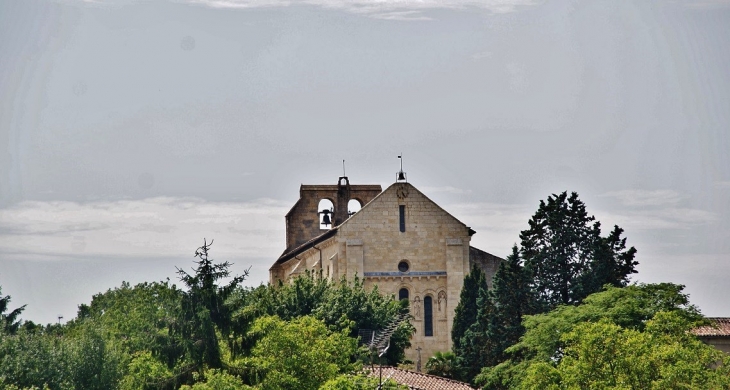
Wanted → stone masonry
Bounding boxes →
[270,178,502,363]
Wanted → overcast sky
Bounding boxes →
[1,0,729,325]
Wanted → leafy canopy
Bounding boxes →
[475,283,720,390]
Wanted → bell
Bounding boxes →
[321,213,331,226]
[397,171,406,181]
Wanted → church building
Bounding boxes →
[269,175,502,362]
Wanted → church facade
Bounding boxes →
[269,176,502,362]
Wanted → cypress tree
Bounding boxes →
[456,281,495,384]
[451,264,487,354]
[520,191,637,311]
[487,245,534,363]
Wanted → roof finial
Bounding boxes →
[342,159,346,177]
[396,154,407,182]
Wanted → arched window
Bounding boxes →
[317,199,334,230]
[347,199,362,216]
[424,295,433,337]
[399,288,409,301]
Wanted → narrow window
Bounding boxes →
[399,288,409,301]
[424,296,433,337]
[399,205,406,232]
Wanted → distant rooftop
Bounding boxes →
[366,366,475,390]
[692,318,730,337]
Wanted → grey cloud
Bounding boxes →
[0,197,289,261]
[69,0,544,17]
[599,189,684,207]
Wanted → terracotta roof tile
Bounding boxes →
[366,366,475,390]
[692,318,730,337]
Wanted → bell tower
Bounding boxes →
[283,178,382,252]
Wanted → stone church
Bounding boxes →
[269,175,502,362]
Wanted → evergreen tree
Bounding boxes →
[576,224,638,299]
[0,286,25,335]
[175,239,249,370]
[487,245,534,364]
[455,281,495,383]
[451,265,487,354]
[520,191,637,311]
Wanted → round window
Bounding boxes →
[398,261,409,273]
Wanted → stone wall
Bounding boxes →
[335,182,473,362]
[271,180,502,365]
[283,179,381,252]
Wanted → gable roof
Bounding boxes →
[271,227,338,267]
[272,181,478,268]
[366,366,475,390]
[693,318,730,337]
[340,182,476,235]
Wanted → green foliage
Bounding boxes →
[0,325,122,390]
[520,191,637,310]
[425,351,457,379]
[0,328,73,390]
[455,281,495,382]
[519,312,730,389]
[176,239,249,370]
[179,370,252,390]
[487,245,534,364]
[0,286,26,334]
[475,283,711,389]
[313,276,412,365]
[227,274,412,366]
[319,374,407,389]
[120,351,174,390]
[67,326,123,390]
[235,315,359,390]
[451,265,487,354]
[71,280,183,367]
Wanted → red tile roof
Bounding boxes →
[366,366,475,390]
[692,318,730,337]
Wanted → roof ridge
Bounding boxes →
[371,366,475,389]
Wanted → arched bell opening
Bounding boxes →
[347,199,362,217]
[318,199,335,230]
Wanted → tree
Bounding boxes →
[520,191,637,310]
[313,276,412,365]
[426,351,457,379]
[71,280,183,367]
[227,274,412,366]
[0,286,26,335]
[451,265,487,354]
[319,374,406,390]
[487,245,534,364]
[235,315,359,390]
[475,283,708,389]
[521,312,730,389]
[455,282,495,383]
[175,239,249,370]
[179,370,253,390]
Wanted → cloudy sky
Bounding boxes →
[1,0,729,324]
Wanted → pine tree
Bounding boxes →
[451,265,487,354]
[487,245,533,363]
